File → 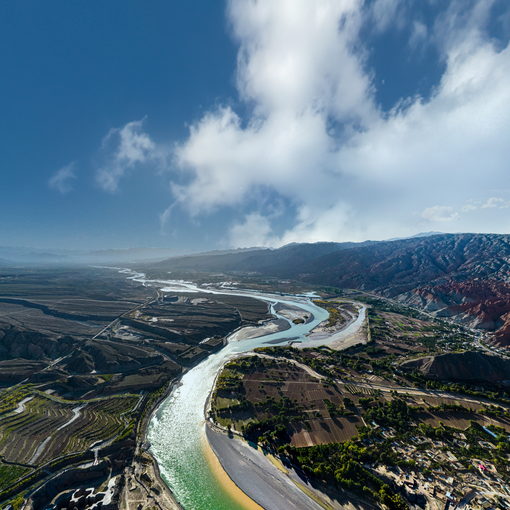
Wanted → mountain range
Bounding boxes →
[149,233,510,347]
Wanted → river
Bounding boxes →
[119,270,338,509]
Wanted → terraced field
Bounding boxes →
[343,383,379,396]
[0,390,139,466]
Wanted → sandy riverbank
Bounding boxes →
[228,318,290,341]
[202,432,264,510]
[205,424,326,510]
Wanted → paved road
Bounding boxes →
[206,425,326,510]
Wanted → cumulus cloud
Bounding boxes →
[166,0,510,246]
[173,0,377,236]
[228,212,275,248]
[422,196,510,226]
[421,206,459,223]
[460,197,510,212]
[87,1,509,246]
[96,119,156,192]
[481,197,510,209]
[49,163,76,194]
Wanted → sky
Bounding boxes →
[1,0,510,253]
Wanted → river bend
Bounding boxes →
[121,270,338,509]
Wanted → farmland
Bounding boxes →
[0,389,139,466]
[211,357,365,447]
[210,296,510,509]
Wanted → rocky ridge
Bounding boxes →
[401,351,510,386]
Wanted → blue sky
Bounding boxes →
[2,0,510,252]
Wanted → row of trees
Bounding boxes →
[364,398,413,432]
[288,441,409,509]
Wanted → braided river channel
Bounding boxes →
[122,270,342,509]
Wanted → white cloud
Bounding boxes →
[279,203,353,245]
[228,212,275,247]
[110,0,510,246]
[368,0,406,33]
[421,206,459,223]
[481,197,510,209]
[173,0,378,237]
[159,203,175,232]
[423,196,510,224]
[409,20,427,49]
[49,163,76,194]
[96,119,156,192]
[228,0,376,123]
[460,203,478,213]
[168,0,510,245]
[460,197,510,211]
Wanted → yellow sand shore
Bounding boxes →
[202,435,264,510]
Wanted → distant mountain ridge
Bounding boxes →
[0,246,178,265]
[151,240,377,274]
[150,233,510,346]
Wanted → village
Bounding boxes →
[372,425,510,509]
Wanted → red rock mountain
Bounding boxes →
[151,233,510,346]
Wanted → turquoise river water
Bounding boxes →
[122,270,330,510]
